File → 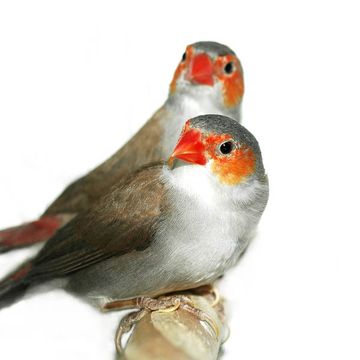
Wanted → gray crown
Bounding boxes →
[191,41,236,57]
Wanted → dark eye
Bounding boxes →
[181,52,186,62]
[219,141,234,155]
[224,62,234,74]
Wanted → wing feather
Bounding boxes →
[26,164,167,283]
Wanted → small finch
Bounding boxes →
[0,41,245,252]
[0,115,268,312]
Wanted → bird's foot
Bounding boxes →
[108,294,219,354]
[114,308,150,353]
[102,294,191,312]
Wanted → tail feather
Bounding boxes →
[0,280,30,309]
[0,262,32,309]
[0,216,63,254]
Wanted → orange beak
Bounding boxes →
[187,53,214,86]
[168,128,207,167]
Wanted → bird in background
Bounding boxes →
[0,115,268,318]
[0,41,245,253]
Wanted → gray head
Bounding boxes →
[170,114,266,185]
[192,41,236,57]
[169,42,244,114]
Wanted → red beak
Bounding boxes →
[169,127,206,167]
[187,53,214,86]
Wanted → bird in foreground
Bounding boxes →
[0,115,268,315]
[0,41,245,253]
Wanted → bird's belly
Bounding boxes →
[66,219,246,308]
[157,221,246,286]
[65,246,223,307]
[66,195,251,307]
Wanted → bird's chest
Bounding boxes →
[155,172,251,283]
[179,208,246,274]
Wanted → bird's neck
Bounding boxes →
[161,93,241,155]
[163,163,264,211]
[166,91,240,121]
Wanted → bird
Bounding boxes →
[0,114,268,313]
[0,41,245,253]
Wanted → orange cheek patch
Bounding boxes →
[215,55,244,108]
[204,133,255,185]
[223,72,244,108]
[169,46,193,94]
[211,147,256,185]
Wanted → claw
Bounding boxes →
[190,284,221,307]
[202,314,220,338]
[115,309,149,354]
[210,287,221,307]
[181,302,220,338]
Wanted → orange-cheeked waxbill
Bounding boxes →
[0,115,268,312]
[0,41,245,253]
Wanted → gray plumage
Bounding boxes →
[0,41,245,255]
[192,41,236,57]
[0,115,268,309]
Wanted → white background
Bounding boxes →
[0,1,359,359]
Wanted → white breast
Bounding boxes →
[155,164,258,285]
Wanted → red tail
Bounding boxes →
[0,216,62,253]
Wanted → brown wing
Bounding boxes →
[26,164,167,283]
[44,107,168,215]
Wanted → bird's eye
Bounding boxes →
[181,52,186,62]
[219,141,234,155]
[224,62,234,74]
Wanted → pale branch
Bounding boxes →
[118,292,227,360]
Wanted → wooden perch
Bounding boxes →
[117,292,226,360]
